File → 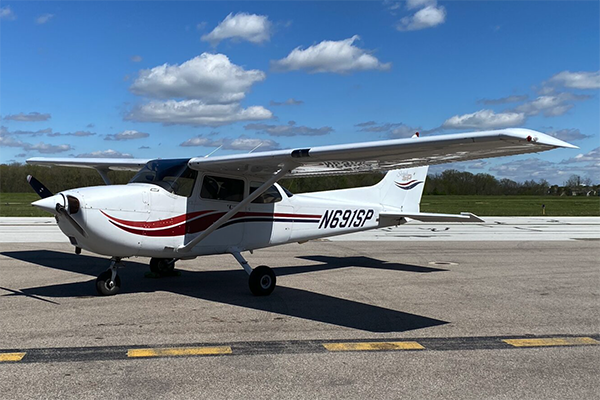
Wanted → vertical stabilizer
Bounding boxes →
[376,166,429,213]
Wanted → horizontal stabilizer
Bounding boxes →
[380,212,484,225]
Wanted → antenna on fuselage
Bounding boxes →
[204,145,222,158]
[248,143,262,153]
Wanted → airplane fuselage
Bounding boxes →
[47,181,390,259]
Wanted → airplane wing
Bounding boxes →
[26,157,153,172]
[187,128,576,179]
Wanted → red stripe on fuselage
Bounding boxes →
[100,209,213,229]
[105,210,322,237]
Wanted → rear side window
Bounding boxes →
[250,182,282,204]
[201,175,245,202]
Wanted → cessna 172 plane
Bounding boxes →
[26,128,575,296]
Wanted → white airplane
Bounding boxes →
[26,128,574,296]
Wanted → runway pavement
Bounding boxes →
[0,218,598,399]
[1,216,599,243]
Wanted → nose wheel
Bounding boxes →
[149,258,177,276]
[96,258,122,296]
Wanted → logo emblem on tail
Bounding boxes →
[395,180,423,190]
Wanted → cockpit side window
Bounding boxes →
[129,159,198,197]
[201,175,245,202]
[249,182,282,204]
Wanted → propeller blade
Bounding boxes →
[56,203,87,237]
[27,175,53,199]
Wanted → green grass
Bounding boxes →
[0,193,50,217]
[421,195,600,216]
[1,193,599,217]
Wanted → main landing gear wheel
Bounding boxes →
[249,265,276,296]
[149,258,176,276]
[96,270,121,296]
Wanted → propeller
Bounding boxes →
[28,176,87,237]
[27,175,53,199]
[55,201,87,237]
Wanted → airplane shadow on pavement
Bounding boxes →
[1,250,449,333]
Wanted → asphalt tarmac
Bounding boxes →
[0,222,598,399]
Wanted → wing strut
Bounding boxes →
[176,162,293,253]
[95,168,112,185]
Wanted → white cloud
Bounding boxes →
[397,5,446,31]
[355,121,420,138]
[478,95,528,105]
[180,136,214,147]
[5,127,52,136]
[269,98,304,106]
[36,13,54,25]
[26,142,71,154]
[227,137,279,151]
[514,93,589,117]
[489,158,568,181]
[201,12,272,45]
[389,124,421,138]
[180,135,279,151]
[271,35,391,74]
[406,0,437,10]
[547,70,600,90]
[1,6,16,20]
[442,109,526,130]
[126,100,272,127]
[561,147,600,164]
[130,53,266,103]
[130,55,143,63]
[546,128,591,142]
[48,130,96,137]
[385,1,402,12]
[76,149,134,158]
[4,112,51,122]
[244,121,333,137]
[0,134,25,148]
[104,130,149,141]
[0,127,71,154]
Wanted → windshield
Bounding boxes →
[129,159,198,197]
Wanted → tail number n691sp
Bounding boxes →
[318,209,374,229]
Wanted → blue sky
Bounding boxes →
[1,1,598,184]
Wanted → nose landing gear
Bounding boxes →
[96,258,122,296]
[149,258,177,277]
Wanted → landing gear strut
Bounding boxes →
[231,250,276,296]
[96,257,122,296]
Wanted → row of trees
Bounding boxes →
[0,162,595,195]
[0,164,134,194]
[424,170,552,196]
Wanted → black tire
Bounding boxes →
[248,265,276,296]
[96,270,121,296]
[150,258,175,275]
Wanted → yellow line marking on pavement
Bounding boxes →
[0,352,26,362]
[502,337,599,348]
[323,341,424,352]
[127,346,232,358]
